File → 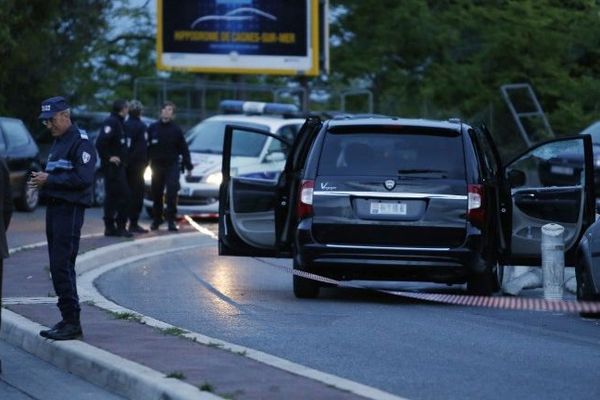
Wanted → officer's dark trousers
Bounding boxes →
[46,200,85,324]
[151,162,180,223]
[126,162,146,225]
[103,163,129,229]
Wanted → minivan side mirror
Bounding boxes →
[507,169,526,187]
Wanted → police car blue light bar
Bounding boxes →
[220,100,299,115]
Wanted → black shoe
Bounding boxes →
[104,228,120,237]
[39,320,66,338]
[150,221,160,231]
[40,322,82,340]
[129,224,149,234]
[117,228,133,238]
[168,222,179,232]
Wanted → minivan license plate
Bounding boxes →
[370,202,407,215]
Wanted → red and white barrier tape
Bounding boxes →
[259,260,600,314]
[183,216,600,314]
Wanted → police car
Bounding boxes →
[143,100,305,217]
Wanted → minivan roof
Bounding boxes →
[327,117,465,131]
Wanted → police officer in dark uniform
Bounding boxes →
[0,156,13,369]
[30,96,96,340]
[124,100,149,233]
[95,99,132,237]
[147,101,193,231]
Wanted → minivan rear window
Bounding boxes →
[318,131,466,179]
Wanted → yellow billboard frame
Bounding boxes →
[156,0,320,76]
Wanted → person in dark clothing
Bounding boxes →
[0,157,13,370]
[124,100,149,233]
[147,101,193,232]
[95,99,132,237]
[29,96,96,341]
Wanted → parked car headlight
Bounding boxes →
[206,172,222,185]
[143,166,152,182]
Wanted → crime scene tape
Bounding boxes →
[258,259,600,314]
[183,216,600,314]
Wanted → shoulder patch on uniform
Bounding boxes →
[104,125,112,134]
[82,151,91,164]
[78,129,89,140]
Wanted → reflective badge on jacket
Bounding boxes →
[82,152,91,164]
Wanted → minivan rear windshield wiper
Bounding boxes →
[397,169,447,174]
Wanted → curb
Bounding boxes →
[2,232,224,400]
[5,231,405,400]
[0,309,221,400]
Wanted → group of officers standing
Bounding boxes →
[96,100,193,236]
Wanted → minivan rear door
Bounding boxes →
[504,135,595,265]
[311,125,468,248]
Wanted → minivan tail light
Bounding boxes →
[467,184,485,229]
[297,180,314,219]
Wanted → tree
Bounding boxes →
[0,0,156,129]
[329,0,600,156]
[0,0,112,128]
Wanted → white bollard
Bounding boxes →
[541,223,565,300]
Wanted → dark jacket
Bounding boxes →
[124,116,148,165]
[147,120,193,170]
[95,112,127,167]
[42,124,97,207]
[0,157,12,259]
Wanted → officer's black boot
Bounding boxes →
[129,220,148,234]
[40,317,82,341]
[39,320,66,338]
[116,223,133,238]
[150,220,161,230]
[167,220,179,232]
[104,219,120,237]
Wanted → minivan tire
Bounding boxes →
[467,255,498,296]
[293,258,320,299]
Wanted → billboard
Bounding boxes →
[157,0,320,76]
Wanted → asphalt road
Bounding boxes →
[97,241,600,400]
[6,206,600,400]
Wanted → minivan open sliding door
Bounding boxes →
[503,135,595,265]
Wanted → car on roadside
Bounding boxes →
[142,100,305,217]
[0,116,42,211]
[575,216,600,317]
[217,115,596,298]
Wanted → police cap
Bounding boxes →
[39,96,70,119]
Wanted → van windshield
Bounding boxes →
[318,131,466,179]
[187,120,269,157]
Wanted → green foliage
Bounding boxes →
[166,371,186,380]
[0,0,112,128]
[0,0,155,130]
[330,0,600,155]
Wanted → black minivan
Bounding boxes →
[218,116,595,298]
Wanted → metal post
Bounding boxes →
[541,223,565,300]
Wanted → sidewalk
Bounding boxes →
[0,225,382,400]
